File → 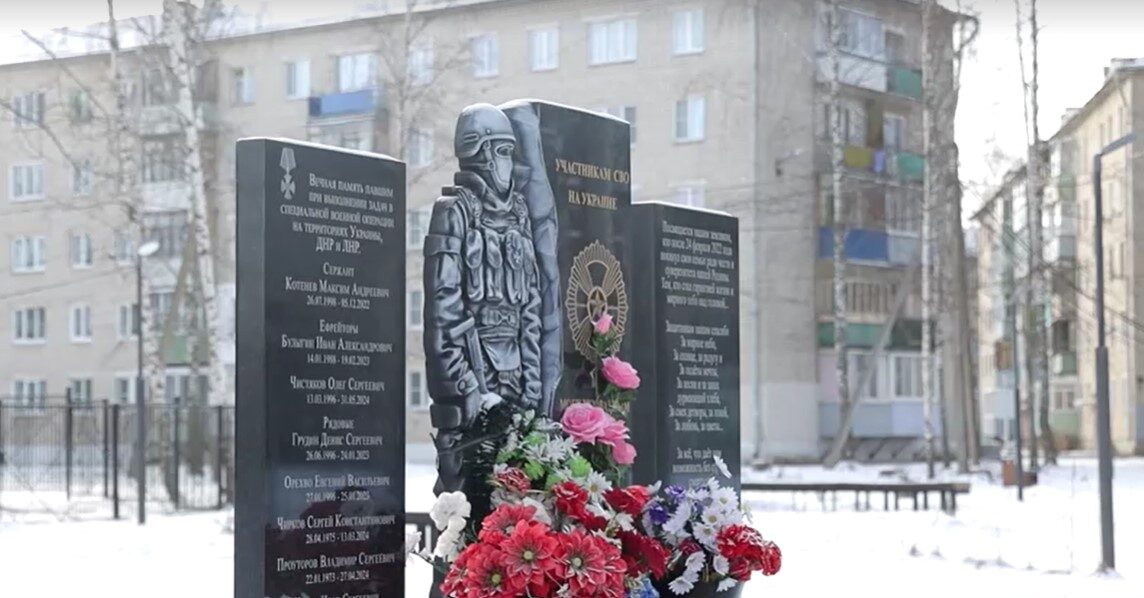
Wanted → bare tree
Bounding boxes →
[826,0,851,462]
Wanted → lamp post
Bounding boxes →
[1092,132,1135,571]
[135,240,160,525]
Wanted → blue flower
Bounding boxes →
[664,485,685,502]
[626,578,659,598]
[648,500,670,525]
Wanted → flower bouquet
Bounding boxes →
[640,466,781,596]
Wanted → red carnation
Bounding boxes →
[479,503,537,543]
[760,540,782,576]
[618,530,670,579]
[679,538,703,556]
[553,481,589,515]
[493,466,532,494]
[603,486,650,518]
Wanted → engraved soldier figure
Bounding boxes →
[423,103,543,498]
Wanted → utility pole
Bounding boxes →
[1093,131,1135,571]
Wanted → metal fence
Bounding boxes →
[0,395,234,520]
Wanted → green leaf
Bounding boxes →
[523,460,545,481]
[566,454,591,478]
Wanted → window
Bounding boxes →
[11,235,46,272]
[602,105,637,144]
[886,188,920,234]
[847,352,879,399]
[68,378,93,405]
[71,90,93,123]
[115,231,135,264]
[12,307,46,343]
[117,303,139,339]
[12,379,47,408]
[672,9,704,55]
[530,27,559,71]
[884,31,905,64]
[115,376,136,403]
[409,290,424,329]
[408,45,434,86]
[285,60,310,99]
[408,369,427,409]
[892,355,922,397]
[408,206,429,249]
[674,95,705,142]
[70,232,93,268]
[72,158,93,195]
[837,8,885,59]
[141,137,181,183]
[141,68,170,106]
[10,163,45,200]
[406,127,434,168]
[144,210,189,259]
[164,371,207,403]
[70,304,92,342]
[12,91,45,127]
[883,113,905,152]
[471,34,499,78]
[337,53,375,92]
[673,184,705,208]
[231,67,254,105]
[589,18,637,65]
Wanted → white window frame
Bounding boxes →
[408,368,427,410]
[285,60,311,100]
[337,53,376,92]
[890,353,923,399]
[838,8,886,60]
[68,377,93,405]
[11,379,48,409]
[408,44,435,86]
[883,113,906,152]
[408,289,424,330]
[70,303,92,343]
[671,181,706,208]
[231,67,254,105]
[529,26,560,72]
[11,235,46,273]
[71,89,93,123]
[114,375,138,404]
[588,17,638,65]
[12,306,47,344]
[72,158,93,196]
[115,231,136,265]
[12,91,45,128]
[70,231,94,269]
[408,205,430,249]
[117,303,139,340]
[674,95,706,142]
[471,34,500,78]
[847,351,883,400]
[406,127,434,169]
[9,162,46,201]
[672,9,705,55]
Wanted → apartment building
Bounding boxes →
[0,0,960,460]
[975,59,1144,455]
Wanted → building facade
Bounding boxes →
[0,0,958,460]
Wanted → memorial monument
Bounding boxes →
[235,139,406,598]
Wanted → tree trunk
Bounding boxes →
[163,0,228,406]
[827,0,851,462]
[920,0,936,479]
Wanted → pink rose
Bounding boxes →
[594,312,613,335]
[611,441,637,465]
[561,403,610,444]
[598,417,629,447]
[601,356,640,390]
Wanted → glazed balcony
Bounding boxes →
[308,89,377,119]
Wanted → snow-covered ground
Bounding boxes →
[2,457,1142,597]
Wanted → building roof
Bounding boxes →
[1049,59,1144,142]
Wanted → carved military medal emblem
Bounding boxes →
[565,240,628,359]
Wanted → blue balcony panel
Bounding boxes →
[818,227,889,263]
[309,89,376,118]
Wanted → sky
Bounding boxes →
[2,0,1143,214]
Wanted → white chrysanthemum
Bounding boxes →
[668,576,694,595]
[663,500,692,536]
[522,496,553,525]
[547,436,576,461]
[433,525,464,561]
[713,555,730,576]
[429,491,470,531]
[717,578,738,592]
[710,486,738,509]
[684,551,706,574]
[583,471,612,501]
[713,454,732,479]
[694,522,718,550]
[687,486,710,503]
[613,512,635,531]
[403,531,422,557]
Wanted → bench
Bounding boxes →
[741,481,971,515]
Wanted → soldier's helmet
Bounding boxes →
[454,103,515,159]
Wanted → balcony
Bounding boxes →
[818,227,889,263]
[139,102,218,136]
[887,66,923,99]
[1052,352,1077,376]
[837,143,925,184]
[817,52,888,93]
[309,89,377,119]
[1048,234,1077,262]
[1058,174,1076,203]
[894,151,925,183]
[816,319,923,350]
